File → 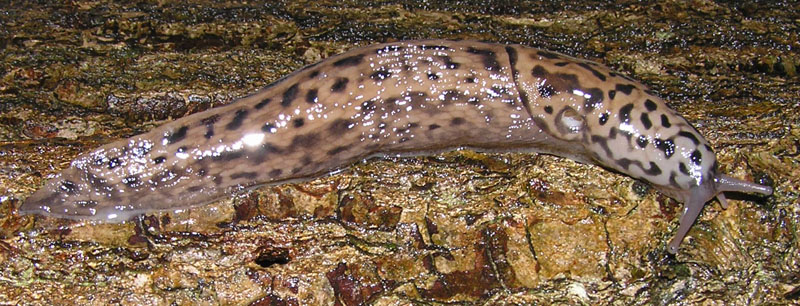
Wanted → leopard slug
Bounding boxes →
[19,40,772,253]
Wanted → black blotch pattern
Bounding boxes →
[531,65,548,78]
[661,114,671,128]
[331,77,349,92]
[641,113,652,129]
[608,90,616,100]
[201,114,220,139]
[591,135,613,158]
[555,62,569,67]
[599,112,609,125]
[466,47,500,71]
[617,158,633,170]
[690,150,702,165]
[153,156,166,164]
[122,176,141,188]
[231,172,258,180]
[186,186,204,193]
[442,90,462,102]
[429,124,441,130]
[427,73,439,80]
[212,150,244,162]
[538,84,555,98]
[327,145,348,156]
[281,84,299,107]
[226,109,249,130]
[329,119,354,134]
[268,169,282,177]
[166,126,188,144]
[609,127,618,139]
[177,146,187,153]
[584,87,604,111]
[308,70,320,78]
[451,117,466,125]
[654,138,675,158]
[370,70,392,81]
[644,99,657,111]
[615,84,636,95]
[289,134,320,149]
[646,162,662,175]
[440,56,460,69]
[679,162,689,175]
[305,89,318,104]
[360,100,376,114]
[505,46,518,67]
[619,103,634,123]
[197,168,207,176]
[332,54,365,67]
[678,131,700,145]
[255,98,271,109]
[108,157,121,169]
[637,135,649,148]
[262,123,276,133]
[420,45,449,50]
[465,77,477,83]
[60,180,77,194]
[293,118,304,128]
[544,106,553,114]
[577,62,606,81]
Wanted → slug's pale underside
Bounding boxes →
[20,40,773,253]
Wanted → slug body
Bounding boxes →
[20,40,772,253]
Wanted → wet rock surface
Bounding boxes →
[0,1,798,304]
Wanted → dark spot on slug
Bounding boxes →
[617,158,633,170]
[269,169,282,177]
[331,77,349,92]
[577,62,606,81]
[678,131,700,145]
[262,123,276,133]
[538,83,555,98]
[637,135,649,148]
[122,176,142,188]
[690,150,702,165]
[370,70,392,80]
[177,146,187,153]
[108,157,121,169]
[255,98,271,109]
[201,114,220,139]
[332,54,365,67]
[465,77,477,83]
[440,56,460,69]
[281,84,299,107]
[60,180,77,194]
[231,172,258,180]
[609,127,618,139]
[599,112,608,125]
[212,150,244,162]
[427,73,439,80]
[197,168,207,176]
[591,135,612,158]
[661,114,672,128]
[544,106,553,114]
[641,113,652,129]
[619,103,634,123]
[329,119,354,134]
[608,90,616,100]
[420,45,449,50]
[305,89,318,104]
[466,47,500,71]
[644,99,657,111]
[654,138,675,158]
[583,87,604,111]
[451,117,466,125]
[615,84,636,95]
[293,118,304,128]
[679,162,689,175]
[153,156,166,164]
[555,62,569,67]
[186,186,203,193]
[506,46,518,67]
[327,145,348,156]
[289,134,319,149]
[226,109,248,130]
[166,126,188,144]
[429,124,441,130]
[646,162,662,176]
[308,70,320,78]
[531,65,548,78]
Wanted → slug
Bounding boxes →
[19,40,772,254]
